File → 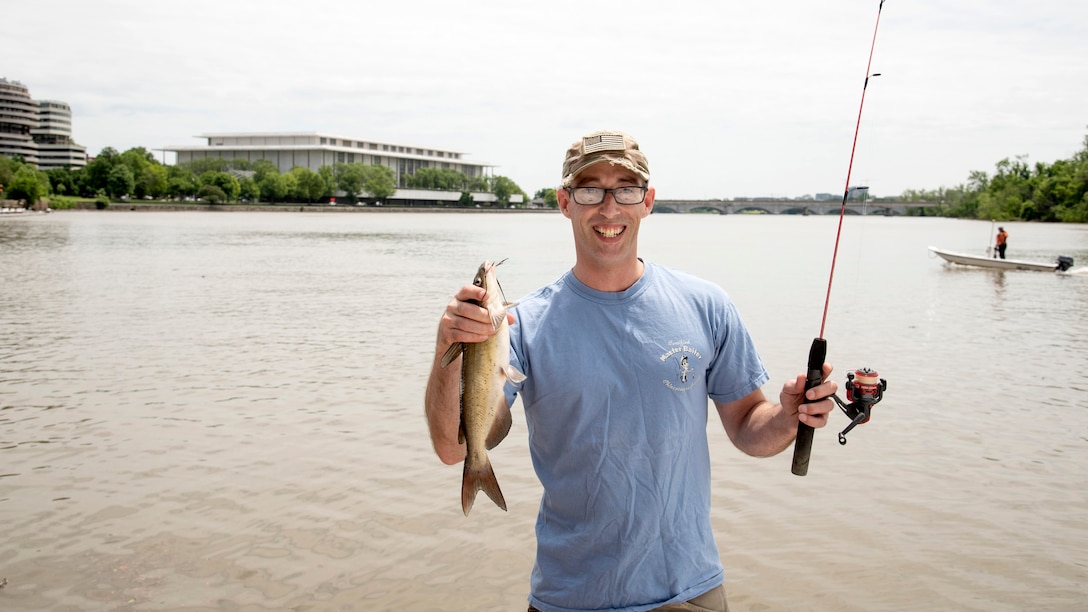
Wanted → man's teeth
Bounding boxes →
[596,227,623,238]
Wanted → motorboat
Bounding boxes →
[928,246,1074,272]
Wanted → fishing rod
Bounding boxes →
[791,0,889,476]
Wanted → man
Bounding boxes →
[425,130,837,612]
[995,227,1009,259]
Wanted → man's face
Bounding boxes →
[558,162,654,274]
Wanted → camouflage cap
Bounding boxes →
[561,130,650,187]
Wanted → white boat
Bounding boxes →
[928,246,1073,272]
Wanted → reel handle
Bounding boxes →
[791,337,826,476]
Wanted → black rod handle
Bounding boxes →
[791,337,827,476]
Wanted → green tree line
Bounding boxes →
[1,147,528,207]
[898,132,1088,222]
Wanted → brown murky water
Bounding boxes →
[2,211,1086,610]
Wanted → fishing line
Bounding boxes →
[792,0,888,476]
[819,0,886,339]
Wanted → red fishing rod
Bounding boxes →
[791,0,889,476]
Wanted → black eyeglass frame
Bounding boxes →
[565,186,649,206]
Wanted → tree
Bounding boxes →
[290,167,326,202]
[227,158,252,171]
[168,166,200,199]
[7,165,49,204]
[119,148,155,196]
[317,165,335,198]
[899,130,1088,222]
[281,172,299,200]
[335,162,366,198]
[200,171,241,201]
[82,147,120,196]
[406,167,467,190]
[184,157,232,175]
[492,175,526,207]
[197,184,228,204]
[252,159,279,183]
[1,155,21,193]
[467,175,489,192]
[46,167,77,196]
[259,174,286,203]
[535,188,558,208]
[238,177,260,202]
[360,165,396,201]
[106,165,136,199]
[139,164,169,199]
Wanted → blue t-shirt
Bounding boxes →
[505,262,769,612]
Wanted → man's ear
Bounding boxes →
[641,186,655,218]
[557,187,572,219]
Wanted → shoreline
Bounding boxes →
[53,201,559,214]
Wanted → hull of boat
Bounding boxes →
[929,246,1056,272]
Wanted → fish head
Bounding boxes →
[473,259,507,305]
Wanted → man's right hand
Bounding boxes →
[435,284,512,355]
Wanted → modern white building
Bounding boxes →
[0,78,87,169]
[163,132,494,187]
[33,100,88,168]
[0,78,40,166]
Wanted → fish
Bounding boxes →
[440,259,526,515]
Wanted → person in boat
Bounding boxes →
[995,227,1009,259]
[425,129,839,612]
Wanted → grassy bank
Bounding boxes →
[45,198,558,213]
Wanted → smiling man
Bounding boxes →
[425,130,837,612]
[557,131,654,292]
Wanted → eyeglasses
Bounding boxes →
[567,186,648,206]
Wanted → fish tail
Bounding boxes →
[462,454,507,516]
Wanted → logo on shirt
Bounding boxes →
[660,340,702,392]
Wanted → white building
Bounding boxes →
[33,100,88,168]
[163,132,494,188]
[0,78,87,169]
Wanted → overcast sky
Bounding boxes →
[5,0,1086,199]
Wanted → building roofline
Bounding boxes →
[163,143,493,167]
[193,131,470,155]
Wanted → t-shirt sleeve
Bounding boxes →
[504,317,526,408]
[706,297,769,403]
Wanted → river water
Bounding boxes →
[1,210,1086,611]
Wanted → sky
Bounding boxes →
[4,0,1087,199]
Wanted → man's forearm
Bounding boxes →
[731,400,797,458]
[425,354,466,465]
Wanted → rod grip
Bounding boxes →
[791,338,827,476]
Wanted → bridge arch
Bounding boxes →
[652,199,916,215]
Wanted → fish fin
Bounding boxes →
[487,305,507,331]
[485,399,512,450]
[439,342,463,368]
[457,418,466,446]
[503,300,518,309]
[462,455,507,516]
[503,364,527,384]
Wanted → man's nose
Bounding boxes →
[598,192,622,214]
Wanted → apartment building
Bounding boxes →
[0,78,87,169]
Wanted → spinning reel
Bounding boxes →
[830,368,887,445]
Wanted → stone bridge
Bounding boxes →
[654,199,926,215]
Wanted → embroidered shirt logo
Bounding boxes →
[660,340,702,392]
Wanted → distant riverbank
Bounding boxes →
[54,201,559,213]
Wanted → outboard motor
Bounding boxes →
[1056,256,1074,272]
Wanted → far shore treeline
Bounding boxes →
[2,131,1087,221]
[0,147,536,210]
[894,131,1088,223]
